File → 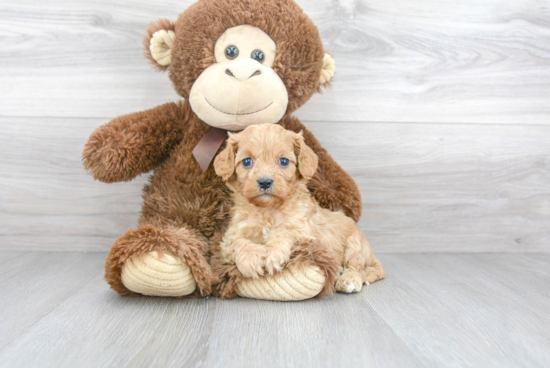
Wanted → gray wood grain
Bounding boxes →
[0,252,105,347]
[0,274,216,368]
[1,117,548,252]
[368,253,550,367]
[203,294,425,368]
[0,251,549,368]
[1,0,550,124]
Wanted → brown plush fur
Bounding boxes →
[82,102,188,183]
[83,0,362,297]
[214,124,384,294]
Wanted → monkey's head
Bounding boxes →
[144,0,335,131]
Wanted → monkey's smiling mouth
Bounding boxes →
[205,98,273,116]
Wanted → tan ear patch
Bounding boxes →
[150,30,175,66]
[143,18,175,71]
[319,53,336,85]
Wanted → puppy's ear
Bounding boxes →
[294,131,319,181]
[214,134,238,181]
[144,19,176,71]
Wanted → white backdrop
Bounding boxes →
[1,0,549,251]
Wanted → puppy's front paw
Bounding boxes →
[235,247,266,279]
[263,248,289,276]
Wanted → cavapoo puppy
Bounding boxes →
[214,124,385,293]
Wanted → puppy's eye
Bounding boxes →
[279,158,289,167]
[225,45,239,60]
[242,158,253,168]
[251,49,264,63]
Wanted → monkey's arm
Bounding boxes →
[82,101,189,183]
[282,117,363,222]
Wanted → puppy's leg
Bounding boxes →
[335,228,385,293]
[364,256,385,284]
[335,228,364,293]
[264,233,294,276]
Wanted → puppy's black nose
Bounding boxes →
[257,178,273,190]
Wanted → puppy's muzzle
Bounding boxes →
[257,177,273,191]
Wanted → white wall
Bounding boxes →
[1,0,549,251]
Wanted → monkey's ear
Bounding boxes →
[214,134,239,181]
[143,19,176,71]
[319,53,336,87]
[293,131,319,181]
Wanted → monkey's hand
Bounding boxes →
[82,102,187,183]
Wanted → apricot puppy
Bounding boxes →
[214,124,385,293]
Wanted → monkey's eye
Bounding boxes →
[225,45,239,59]
[251,49,264,63]
[279,158,289,167]
[242,158,253,168]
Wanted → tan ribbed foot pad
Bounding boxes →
[235,265,326,301]
[121,251,197,297]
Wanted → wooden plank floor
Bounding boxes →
[0,251,548,368]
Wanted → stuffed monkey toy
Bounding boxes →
[83,0,362,300]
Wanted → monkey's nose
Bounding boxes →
[257,178,273,190]
[225,58,265,81]
[225,68,261,81]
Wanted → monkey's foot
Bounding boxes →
[121,251,196,297]
[235,264,326,301]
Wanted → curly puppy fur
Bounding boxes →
[214,124,385,294]
[83,0,362,297]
